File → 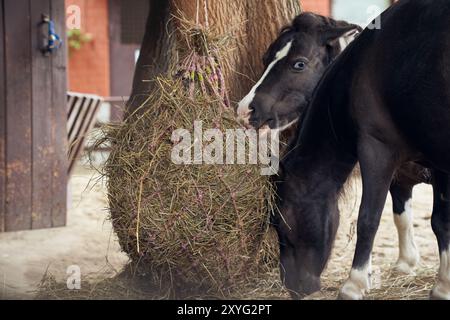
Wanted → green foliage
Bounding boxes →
[67,29,93,53]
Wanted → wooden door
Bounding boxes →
[0,0,67,232]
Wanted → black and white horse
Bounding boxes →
[238,0,450,300]
[238,13,430,276]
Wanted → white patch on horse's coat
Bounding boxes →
[393,199,420,274]
[237,41,293,125]
[431,250,450,300]
[339,260,371,300]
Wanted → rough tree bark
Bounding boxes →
[126,0,302,118]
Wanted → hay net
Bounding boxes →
[98,16,279,296]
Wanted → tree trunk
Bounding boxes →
[126,0,302,118]
[125,0,176,118]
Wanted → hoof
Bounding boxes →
[394,259,417,275]
[338,266,370,300]
[394,247,420,275]
[430,251,450,300]
[430,283,450,300]
[338,281,365,300]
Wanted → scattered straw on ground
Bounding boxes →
[36,264,436,300]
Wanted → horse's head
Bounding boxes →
[237,12,361,132]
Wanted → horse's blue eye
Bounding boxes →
[292,61,306,71]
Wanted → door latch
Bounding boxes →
[40,14,62,56]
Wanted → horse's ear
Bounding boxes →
[323,24,361,45]
[321,23,361,61]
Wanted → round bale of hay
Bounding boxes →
[103,76,279,296]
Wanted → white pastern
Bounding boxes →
[431,250,450,300]
[393,199,420,274]
[237,41,293,124]
[339,261,372,300]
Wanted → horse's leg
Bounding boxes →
[390,179,419,274]
[338,137,397,300]
[430,170,450,300]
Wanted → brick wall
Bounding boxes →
[62,0,330,97]
[66,0,110,97]
[301,0,331,16]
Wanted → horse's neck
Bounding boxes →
[284,87,356,187]
[282,137,356,199]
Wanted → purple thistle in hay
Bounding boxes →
[216,66,226,98]
[191,259,199,269]
[204,71,220,101]
[213,120,221,129]
[197,61,207,96]
[182,52,194,70]
[197,189,204,204]
[178,52,193,80]
[205,214,214,230]
[208,56,219,85]
[188,54,198,98]
[216,64,230,107]
[201,56,209,95]
[204,56,226,104]
[189,74,195,99]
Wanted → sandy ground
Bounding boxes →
[333,175,438,271]
[322,175,439,298]
[0,163,440,300]
[0,164,128,299]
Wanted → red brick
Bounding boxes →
[302,0,330,16]
[65,0,333,97]
[66,0,110,97]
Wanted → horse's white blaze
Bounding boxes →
[339,260,371,300]
[237,28,360,131]
[393,199,420,274]
[237,41,293,124]
[431,250,450,300]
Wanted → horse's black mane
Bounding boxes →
[286,12,353,33]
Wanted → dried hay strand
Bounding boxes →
[306,265,436,300]
[35,265,436,300]
[174,13,232,108]
[35,268,154,300]
[102,78,278,297]
[97,18,279,298]
[35,265,288,300]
